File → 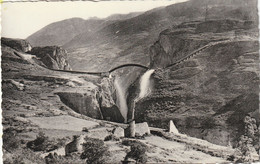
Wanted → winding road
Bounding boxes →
[165,39,232,69]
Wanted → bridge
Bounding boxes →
[108,63,149,73]
[40,63,149,77]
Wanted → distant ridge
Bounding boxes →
[27,12,142,47]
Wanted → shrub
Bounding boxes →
[201,118,217,129]
[123,140,148,163]
[80,137,109,164]
[45,152,86,164]
[122,139,147,148]
[104,134,120,141]
[3,128,20,152]
[4,148,45,164]
[82,127,89,132]
[27,132,66,152]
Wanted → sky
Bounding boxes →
[1,0,187,39]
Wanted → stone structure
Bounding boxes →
[168,120,179,134]
[129,121,136,138]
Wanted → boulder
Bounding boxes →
[112,127,125,138]
[135,122,150,136]
[168,120,179,134]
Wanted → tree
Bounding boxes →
[80,137,109,164]
[235,116,258,162]
[124,141,148,163]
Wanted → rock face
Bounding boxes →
[29,46,72,70]
[133,18,259,147]
[98,77,124,123]
[1,37,32,52]
[99,78,116,107]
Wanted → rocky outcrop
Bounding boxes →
[28,46,72,70]
[55,77,124,123]
[56,88,102,119]
[1,37,32,52]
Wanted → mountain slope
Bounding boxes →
[27,12,143,47]
[63,0,257,72]
[27,18,104,47]
[27,0,257,73]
